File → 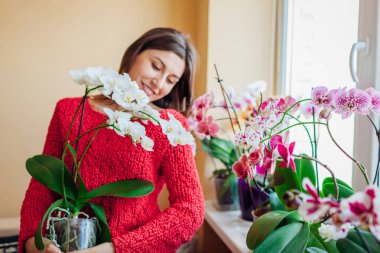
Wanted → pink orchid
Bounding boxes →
[311,86,339,109]
[340,186,380,240]
[332,88,371,119]
[197,115,220,137]
[298,178,340,222]
[193,92,214,111]
[277,96,299,113]
[366,87,380,114]
[232,155,251,179]
[248,147,263,166]
[270,135,296,172]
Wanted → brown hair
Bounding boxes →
[119,27,197,116]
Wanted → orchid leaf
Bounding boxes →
[82,179,154,201]
[26,155,77,200]
[254,222,309,253]
[66,142,78,168]
[306,247,328,253]
[294,154,316,188]
[273,165,301,206]
[34,199,65,250]
[87,202,111,243]
[201,137,236,166]
[322,177,354,200]
[336,229,380,253]
[268,192,287,211]
[246,210,301,250]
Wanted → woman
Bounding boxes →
[19,27,205,253]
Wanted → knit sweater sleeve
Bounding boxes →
[112,111,205,253]
[18,100,65,253]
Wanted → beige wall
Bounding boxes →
[0,0,206,217]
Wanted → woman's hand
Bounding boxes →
[69,242,114,253]
[25,237,62,253]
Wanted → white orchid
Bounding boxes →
[141,136,154,151]
[70,67,193,151]
[318,223,352,242]
[70,67,117,87]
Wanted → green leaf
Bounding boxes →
[26,155,77,200]
[306,247,328,253]
[66,142,78,167]
[254,222,308,253]
[322,177,355,200]
[87,202,111,243]
[336,238,368,253]
[201,137,236,166]
[294,154,316,188]
[83,179,154,201]
[274,164,302,206]
[34,199,65,250]
[308,223,339,253]
[246,210,300,250]
[269,192,287,211]
[282,222,310,252]
[337,229,380,253]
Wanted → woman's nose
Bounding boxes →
[151,77,165,92]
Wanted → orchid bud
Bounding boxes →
[282,190,302,210]
[319,109,332,121]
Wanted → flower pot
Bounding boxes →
[214,176,239,211]
[53,218,98,252]
[238,178,268,221]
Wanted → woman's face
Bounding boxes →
[128,49,185,102]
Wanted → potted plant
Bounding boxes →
[238,86,380,252]
[26,67,194,252]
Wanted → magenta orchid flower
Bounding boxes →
[366,87,380,114]
[232,154,251,179]
[332,88,371,119]
[340,186,380,240]
[298,178,340,222]
[197,115,220,138]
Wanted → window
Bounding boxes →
[278,0,379,187]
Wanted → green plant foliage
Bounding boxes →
[254,222,309,253]
[25,155,77,200]
[336,229,380,253]
[322,177,355,200]
[268,192,287,211]
[274,156,316,206]
[246,210,302,250]
[294,154,316,188]
[34,199,66,250]
[201,137,237,167]
[87,202,111,244]
[83,179,154,201]
[306,247,329,253]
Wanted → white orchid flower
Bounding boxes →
[318,223,352,242]
[141,136,154,151]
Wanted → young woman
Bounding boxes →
[19,27,205,253]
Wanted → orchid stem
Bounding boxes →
[367,115,380,186]
[326,121,370,185]
[293,154,339,199]
[312,107,320,195]
[260,122,327,143]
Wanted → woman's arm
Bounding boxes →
[19,100,65,253]
[110,111,205,253]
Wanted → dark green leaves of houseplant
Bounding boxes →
[25,155,77,200]
[246,210,303,250]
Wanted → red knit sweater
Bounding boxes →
[19,97,204,253]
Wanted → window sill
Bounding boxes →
[205,200,252,253]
